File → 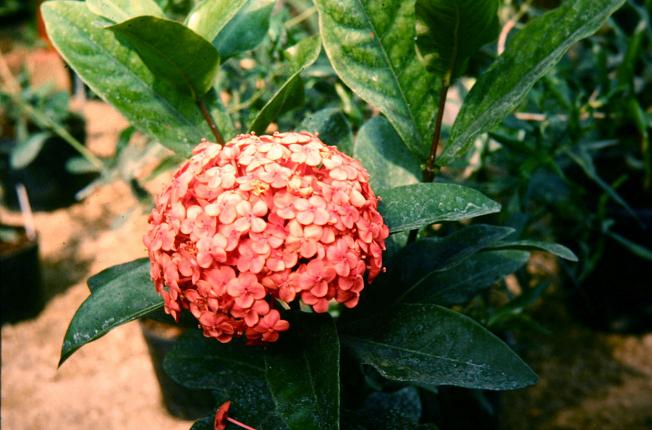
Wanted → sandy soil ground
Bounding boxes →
[1,101,193,430]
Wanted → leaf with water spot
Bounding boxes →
[59,258,162,366]
[341,304,537,390]
[379,183,501,233]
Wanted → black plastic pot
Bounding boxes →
[0,114,97,211]
[140,319,215,420]
[569,208,652,333]
[1,224,43,324]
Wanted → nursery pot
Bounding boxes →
[0,224,43,324]
[569,208,652,333]
[0,114,96,211]
[140,319,214,420]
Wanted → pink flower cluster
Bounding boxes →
[144,132,389,343]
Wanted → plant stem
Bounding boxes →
[408,81,450,244]
[423,82,449,183]
[196,98,225,145]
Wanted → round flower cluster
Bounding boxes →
[143,132,389,343]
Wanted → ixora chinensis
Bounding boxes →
[43,0,625,428]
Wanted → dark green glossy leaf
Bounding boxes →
[185,0,248,43]
[342,387,425,430]
[379,183,501,233]
[86,0,164,22]
[354,116,421,192]
[164,330,265,390]
[393,225,515,294]
[59,259,162,366]
[341,304,537,390]
[415,0,499,80]
[300,108,353,155]
[213,0,275,60]
[166,317,340,430]
[41,1,222,155]
[357,225,513,312]
[10,131,50,169]
[438,0,626,165]
[314,0,438,158]
[165,332,287,427]
[264,314,340,430]
[489,240,578,262]
[87,257,149,293]
[109,16,219,97]
[407,250,530,305]
[249,36,321,134]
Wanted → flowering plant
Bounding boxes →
[44,0,622,428]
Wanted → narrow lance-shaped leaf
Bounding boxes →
[264,314,340,430]
[59,259,163,366]
[438,0,627,165]
[41,1,223,155]
[379,183,501,233]
[415,0,499,81]
[249,35,321,134]
[109,16,219,97]
[489,240,578,262]
[314,0,438,159]
[405,250,531,306]
[341,304,538,390]
[354,116,421,192]
[355,225,514,313]
[86,0,164,22]
[10,131,50,169]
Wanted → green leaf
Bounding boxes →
[249,36,321,134]
[165,316,340,430]
[65,156,102,174]
[415,0,499,80]
[343,387,424,430]
[87,258,149,293]
[109,16,219,97]
[341,304,537,390]
[213,0,275,60]
[300,108,354,155]
[314,0,438,159]
[379,183,501,233]
[264,314,340,430]
[41,1,221,155]
[489,240,578,262]
[86,0,164,22]
[354,116,421,192]
[185,0,248,43]
[407,250,530,305]
[59,258,162,366]
[438,0,627,165]
[394,225,515,290]
[606,231,652,261]
[10,131,50,169]
[358,225,514,312]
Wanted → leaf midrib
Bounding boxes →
[344,335,490,370]
[352,0,422,142]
